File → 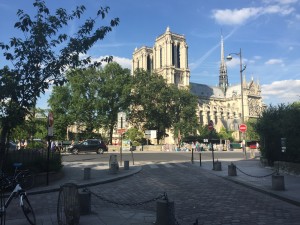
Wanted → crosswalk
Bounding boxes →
[136,161,191,169]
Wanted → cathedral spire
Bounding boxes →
[219,35,228,93]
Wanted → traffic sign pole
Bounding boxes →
[207,120,215,170]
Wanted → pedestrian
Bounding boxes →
[191,142,195,152]
[24,140,28,149]
[51,141,56,151]
[195,141,200,152]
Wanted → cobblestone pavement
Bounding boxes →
[87,162,300,225]
[3,161,300,225]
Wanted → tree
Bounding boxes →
[170,85,199,142]
[124,127,145,146]
[0,0,119,168]
[245,118,260,141]
[129,69,199,144]
[67,68,103,138]
[48,85,72,140]
[255,103,300,164]
[48,63,131,143]
[130,70,173,143]
[97,63,132,144]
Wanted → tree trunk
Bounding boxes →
[0,121,9,170]
[109,125,114,145]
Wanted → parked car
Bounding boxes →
[0,141,17,151]
[68,139,108,154]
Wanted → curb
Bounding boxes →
[27,166,142,196]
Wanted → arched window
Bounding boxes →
[172,43,175,66]
[177,43,180,68]
[160,47,163,68]
[147,55,151,71]
[200,111,203,124]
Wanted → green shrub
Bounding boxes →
[3,149,62,174]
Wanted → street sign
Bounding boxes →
[117,128,126,134]
[48,112,54,136]
[208,120,214,131]
[117,112,127,129]
[239,124,247,133]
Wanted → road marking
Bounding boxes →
[163,163,174,168]
[148,164,159,169]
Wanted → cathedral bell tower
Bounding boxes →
[219,36,228,93]
[132,27,190,88]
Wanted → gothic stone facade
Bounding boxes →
[132,27,263,142]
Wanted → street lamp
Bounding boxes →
[226,48,247,158]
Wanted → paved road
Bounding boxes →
[4,159,300,225]
[88,162,299,225]
[63,151,251,163]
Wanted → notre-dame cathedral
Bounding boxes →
[132,27,264,143]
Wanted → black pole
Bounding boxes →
[120,117,123,166]
[199,152,202,167]
[46,135,50,185]
[191,148,194,164]
[131,148,134,165]
[210,131,215,170]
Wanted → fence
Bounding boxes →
[3,149,61,174]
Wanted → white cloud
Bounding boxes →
[261,80,300,104]
[265,59,284,65]
[263,5,294,15]
[212,8,261,25]
[276,0,298,4]
[80,54,132,70]
[212,3,295,25]
[112,56,132,69]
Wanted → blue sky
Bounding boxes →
[1,0,300,108]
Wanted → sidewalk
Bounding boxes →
[194,158,300,207]
[4,162,156,225]
[3,157,300,225]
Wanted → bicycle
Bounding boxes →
[1,163,34,191]
[0,167,36,225]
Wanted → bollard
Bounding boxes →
[272,175,285,191]
[214,161,222,171]
[124,160,130,170]
[155,199,175,225]
[110,162,119,174]
[109,155,119,174]
[83,167,91,180]
[228,163,237,176]
[57,183,80,225]
[78,189,91,215]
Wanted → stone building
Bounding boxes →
[132,27,264,142]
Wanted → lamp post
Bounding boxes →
[227,48,247,159]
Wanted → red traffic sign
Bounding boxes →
[117,128,126,134]
[48,112,54,127]
[239,124,247,132]
[208,120,214,131]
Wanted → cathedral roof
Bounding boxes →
[190,83,225,98]
[190,82,243,99]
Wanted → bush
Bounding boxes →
[3,149,63,174]
[256,103,300,163]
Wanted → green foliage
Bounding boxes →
[124,127,145,146]
[48,63,131,143]
[11,108,48,141]
[48,86,72,140]
[218,127,234,141]
[0,0,119,167]
[255,103,300,163]
[3,150,62,174]
[245,118,260,141]
[129,69,199,143]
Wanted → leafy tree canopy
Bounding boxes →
[0,0,119,167]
